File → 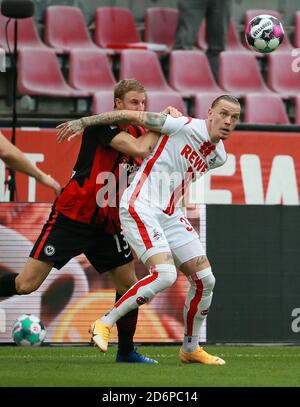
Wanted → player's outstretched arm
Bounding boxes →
[57,111,168,143]
[0,132,61,196]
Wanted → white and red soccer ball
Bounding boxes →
[12,314,46,346]
[245,14,285,53]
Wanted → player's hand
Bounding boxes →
[162,106,183,118]
[39,173,61,196]
[56,119,84,143]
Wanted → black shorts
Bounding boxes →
[30,210,133,273]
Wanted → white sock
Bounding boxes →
[182,267,215,352]
[100,264,177,327]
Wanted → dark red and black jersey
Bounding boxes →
[54,124,145,234]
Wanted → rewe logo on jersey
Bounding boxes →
[199,141,216,158]
[181,144,208,173]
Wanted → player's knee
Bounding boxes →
[117,281,137,295]
[111,263,138,294]
[15,276,39,295]
[133,264,177,304]
[203,271,216,292]
[161,270,177,289]
[15,279,34,295]
[191,267,215,294]
[154,264,177,291]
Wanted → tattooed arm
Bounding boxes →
[82,110,167,132]
[57,110,168,143]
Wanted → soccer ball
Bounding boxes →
[12,314,46,346]
[245,14,285,53]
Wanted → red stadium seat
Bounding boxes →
[244,10,292,50]
[119,49,174,92]
[218,51,271,96]
[244,93,289,124]
[94,7,167,52]
[92,91,114,114]
[169,50,222,97]
[68,49,116,95]
[197,19,247,52]
[193,92,224,119]
[267,52,300,97]
[44,6,98,54]
[294,11,300,48]
[93,91,187,116]
[0,14,47,51]
[17,47,89,97]
[146,91,187,115]
[144,7,179,48]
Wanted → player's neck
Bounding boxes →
[205,120,220,144]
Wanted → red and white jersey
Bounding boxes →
[120,115,227,214]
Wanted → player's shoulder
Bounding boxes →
[187,117,208,138]
[177,116,203,124]
[186,117,205,128]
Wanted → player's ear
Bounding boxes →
[115,98,123,109]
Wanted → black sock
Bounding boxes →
[115,292,138,356]
[0,273,18,297]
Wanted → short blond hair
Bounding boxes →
[211,95,240,108]
[114,79,146,107]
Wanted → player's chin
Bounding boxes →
[219,133,228,140]
[220,129,231,139]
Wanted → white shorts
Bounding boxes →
[120,205,205,266]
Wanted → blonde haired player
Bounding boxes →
[0,80,181,364]
[57,95,241,365]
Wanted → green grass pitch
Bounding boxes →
[0,345,300,387]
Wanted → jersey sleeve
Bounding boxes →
[161,115,191,136]
[84,125,121,147]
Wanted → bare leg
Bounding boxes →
[15,258,53,294]
[109,262,138,356]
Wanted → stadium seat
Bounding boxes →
[17,47,89,97]
[169,50,223,97]
[267,52,300,97]
[197,18,247,52]
[244,10,292,50]
[94,7,167,52]
[44,6,98,54]
[68,49,116,95]
[244,93,289,124]
[294,96,300,124]
[193,92,224,119]
[92,91,114,114]
[218,51,272,96]
[119,49,174,92]
[144,7,179,48]
[0,14,47,51]
[294,11,300,48]
[146,91,187,115]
